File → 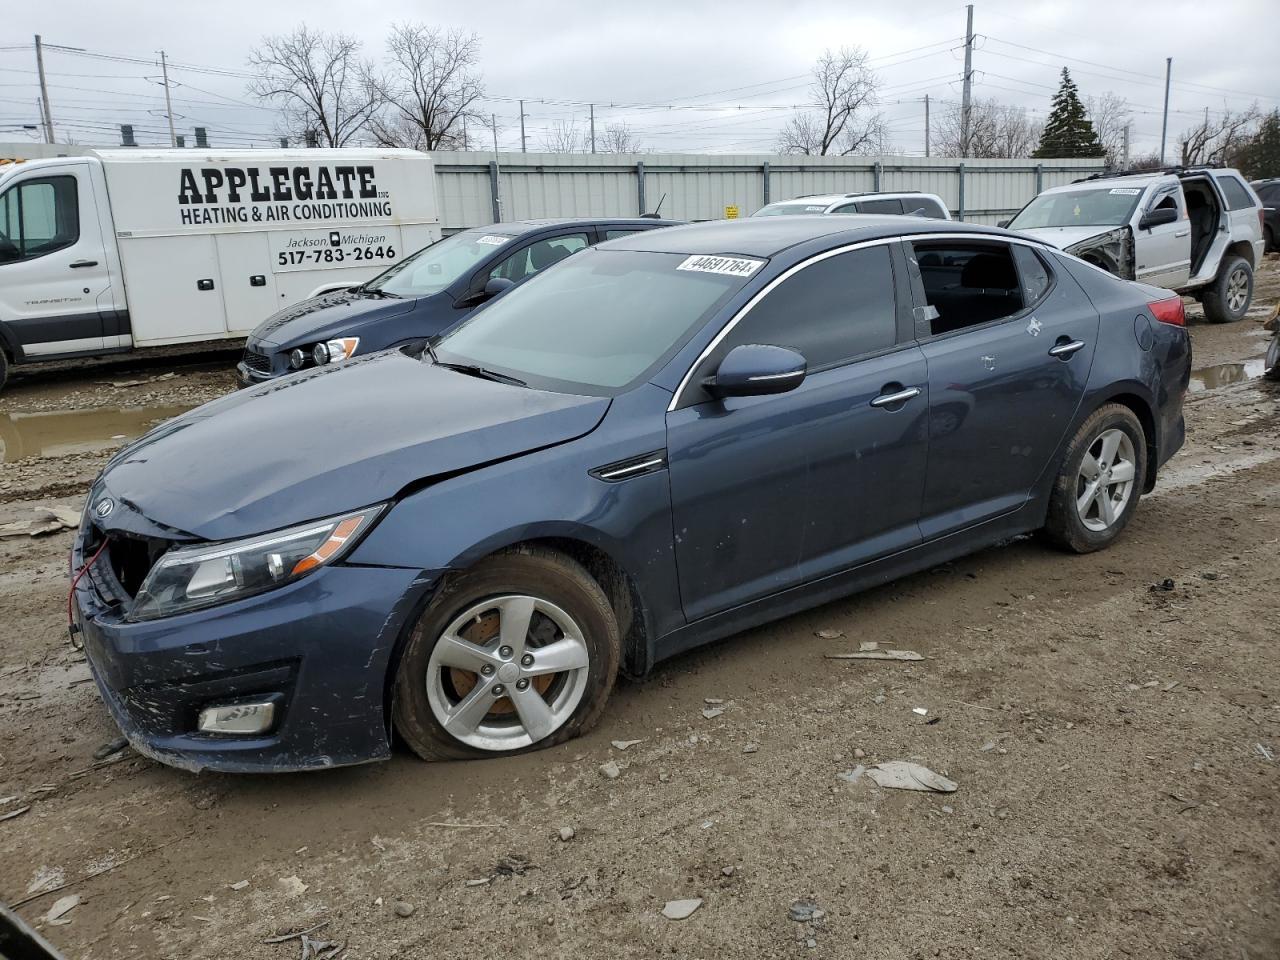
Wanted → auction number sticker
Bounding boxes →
[676,254,765,277]
[476,235,510,245]
[269,228,400,273]
[1109,188,1142,195]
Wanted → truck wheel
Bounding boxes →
[1265,334,1280,382]
[1201,256,1252,324]
[393,546,621,761]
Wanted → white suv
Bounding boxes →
[1006,168,1265,323]
[753,191,951,220]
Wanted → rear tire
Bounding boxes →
[393,546,620,761]
[1201,256,1252,324]
[1043,404,1148,554]
[1265,333,1280,382]
[0,350,8,395]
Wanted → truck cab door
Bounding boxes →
[1133,182,1191,289]
[0,162,111,360]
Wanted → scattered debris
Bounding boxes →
[815,629,844,639]
[610,739,643,751]
[925,716,942,725]
[853,748,865,759]
[92,736,128,761]
[721,866,735,877]
[661,898,703,920]
[558,826,575,842]
[263,921,329,944]
[465,878,492,887]
[44,894,80,926]
[836,765,866,785]
[912,707,929,716]
[0,805,31,823]
[788,900,824,922]
[701,706,725,720]
[1257,743,1275,763]
[980,741,997,752]
[1162,681,1180,693]
[493,854,531,877]
[229,880,249,891]
[866,761,958,793]
[0,506,81,539]
[704,698,725,705]
[599,760,621,780]
[742,743,759,754]
[278,875,308,898]
[393,901,415,918]
[826,649,924,662]
[98,372,177,389]
[1151,578,1176,592]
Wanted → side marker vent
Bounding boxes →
[590,450,668,482]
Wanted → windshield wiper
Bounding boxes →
[361,287,402,299]
[437,361,527,388]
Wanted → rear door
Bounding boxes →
[908,239,1099,539]
[1135,182,1191,288]
[0,163,111,358]
[1215,173,1264,254]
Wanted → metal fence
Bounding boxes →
[431,151,1109,231]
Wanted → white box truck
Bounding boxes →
[0,148,440,391]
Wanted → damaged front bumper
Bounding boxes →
[1064,227,1135,280]
[72,530,436,774]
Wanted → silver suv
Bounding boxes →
[1006,168,1265,323]
[753,191,951,220]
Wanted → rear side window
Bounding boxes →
[722,246,898,369]
[1012,245,1053,306]
[1218,176,1256,210]
[0,175,79,263]
[904,197,947,219]
[912,242,1025,336]
[604,229,640,240]
[858,198,905,215]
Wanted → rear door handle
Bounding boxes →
[70,259,98,268]
[870,386,922,408]
[1049,339,1086,359]
[1174,229,1190,237]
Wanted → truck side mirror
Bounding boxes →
[1138,207,1178,230]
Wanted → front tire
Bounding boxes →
[0,350,8,394]
[1201,256,1252,324]
[1043,404,1147,554]
[393,547,620,761]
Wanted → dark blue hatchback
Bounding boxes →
[74,216,1190,772]
[236,218,679,385]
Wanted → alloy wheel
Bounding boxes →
[1226,267,1249,315]
[1075,428,1137,533]
[425,595,591,751]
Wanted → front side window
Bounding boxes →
[1217,176,1256,211]
[435,249,754,394]
[1007,187,1143,230]
[0,175,79,264]
[716,246,898,370]
[365,229,517,297]
[1148,185,1180,214]
[489,233,588,282]
[913,242,1025,336]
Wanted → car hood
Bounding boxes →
[248,289,424,349]
[1014,225,1125,250]
[95,351,610,541]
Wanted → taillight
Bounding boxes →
[1149,296,1185,327]
[1260,209,1266,233]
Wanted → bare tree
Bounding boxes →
[540,119,584,153]
[933,98,1041,158]
[248,26,381,146]
[1179,104,1261,166]
[1085,93,1132,167]
[596,121,643,153]
[369,23,483,151]
[776,47,883,156]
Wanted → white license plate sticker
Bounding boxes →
[1109,188,1142,195]
[677,254,765,277]
[476,235,510,245]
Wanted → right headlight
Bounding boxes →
[312,337,360,366]
[128,505,383,621]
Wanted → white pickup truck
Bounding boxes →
[0,148,440,392]
[1006,167,1265,324]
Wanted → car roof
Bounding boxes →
[766,192,933,207]
[602,215,1013,257]
[1041,173,1166,195]
[465,217,681,237]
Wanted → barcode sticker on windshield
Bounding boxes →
[1109,188,1142,195]
[677,254,766,277]
[476,235,510,245]
[805,205,826,211]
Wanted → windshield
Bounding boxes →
[1008,186,1145,230]
[365,229,515,297]
[434,249,757,395]
[752,202,831,217]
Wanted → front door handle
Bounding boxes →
[69,259,98,268]
[1174,229,1190,237]
[870,386,922,408]
[1049,339,1086,360]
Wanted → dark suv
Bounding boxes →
[1254,179,1279,252]
[237,218,679,384]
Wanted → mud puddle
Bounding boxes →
[1188,358,1267,392]
[0,404,193,463]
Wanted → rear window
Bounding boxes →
[1217,176,1256,211]
[858,198,904,215]
[904,197,947,219]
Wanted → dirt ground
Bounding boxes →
[2,262,1279,960]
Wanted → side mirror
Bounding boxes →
[704,344,806,399]
[1139,207,1178,230]
[996,219,1010,228]
[483,276,515,298]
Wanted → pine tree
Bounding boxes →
[1033,69,1105,159]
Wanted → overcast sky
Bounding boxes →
[3,0,1277,158]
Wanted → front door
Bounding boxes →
[666,243,929,622]
[1135,182,1191,288]
[0,163,112,359]
[908,240,1099,540]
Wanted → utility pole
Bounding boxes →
[1159,57,1172,165]
[492,113,503,219]
[159,50,177,148]
[34,35,55,144]
[924,94,931,158]
[519,99,527,153]
[960,5,974,157]
[1122,122,1130,169]
[589,103,596,154]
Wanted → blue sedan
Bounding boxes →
[72,216,1190,772]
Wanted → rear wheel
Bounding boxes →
[393,547,620,761]
[1043,404,1147,553]
[1265,333,1280,382]
[1201,256,1252,324]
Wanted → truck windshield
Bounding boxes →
[364,229,516,297]
[1008,187,1145,229]
[752,202,830,217]
[434,249,756,395]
